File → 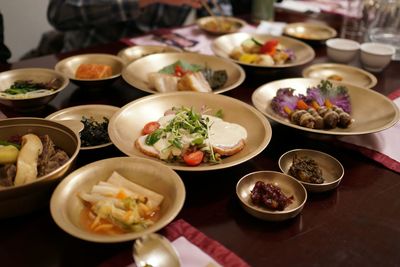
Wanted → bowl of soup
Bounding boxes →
[0,68,69,112]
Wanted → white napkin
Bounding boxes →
[128,236,221,267]
[255,21,287,36]
[275,0,359,17]
[275,1,321,13]
[172,237,222,267]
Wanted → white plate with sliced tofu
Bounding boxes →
[121,52,245,94]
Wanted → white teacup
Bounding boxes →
[360,42,395,72]
[326,38,360,63]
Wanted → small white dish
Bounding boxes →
[360,42,395,72]
[326,38,360,63]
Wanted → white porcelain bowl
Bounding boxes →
[326,38,360,63]
[360,42,395,72]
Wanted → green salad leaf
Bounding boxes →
[158,60,204,75]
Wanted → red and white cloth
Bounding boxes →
[99,219,250,267]
[124,24,257,56]
[338,89,400,173]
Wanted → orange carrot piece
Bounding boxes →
[311,100,320,109]
[325,99,333,108]
[284,106,292,115]
[296,100,309,110]
[116,190,127,199]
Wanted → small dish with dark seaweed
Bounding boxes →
[279,149,344,192]
[46,104,119,150]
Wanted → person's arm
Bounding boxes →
[47,0,142,31]
[47,0,202,31]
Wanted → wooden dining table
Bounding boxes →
[1,9,399,267]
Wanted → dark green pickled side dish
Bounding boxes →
[80,116,110,147]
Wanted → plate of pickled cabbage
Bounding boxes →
[50,157,185,243]
[252,78,399,135]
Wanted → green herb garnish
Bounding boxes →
[215,109,224,118]
[4,79,60,95]
[251,38,263,46]
[158,60,204,75]
[144,106,222,163]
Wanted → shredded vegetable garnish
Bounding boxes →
[145,106,220,163]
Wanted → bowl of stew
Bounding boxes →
[0,118,80,218]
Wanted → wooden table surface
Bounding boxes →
[1,10,399,267]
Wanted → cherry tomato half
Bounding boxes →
[260,39,279,55]
[142,121,160,135]
[174,65,186,77]
[183,150,204,166]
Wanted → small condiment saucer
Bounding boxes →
[302,63,377,88]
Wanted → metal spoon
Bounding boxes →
[133,233,181,267]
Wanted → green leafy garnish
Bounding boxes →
[158,60,204,75]
[4,79,60,95]
[251,38,263,46]
[215,109,224,118]
[145,129,163,145]
[317,80,348,97]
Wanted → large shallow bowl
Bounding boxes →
[211,32,315,69]
[108,92,272,171]
[251,78,399,135]
[284,22,337,42]
[55,53,124,88]
[0,118,80,218]
[0,68,69,111]
[46,104,119,150]
[117,45,182,64]
[279,149,344,192]
[197,16,247,35]
[302,63,377,88]
[122,52,245,94]
[236,171,307,221]
[50,157,186,243]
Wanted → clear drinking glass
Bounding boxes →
[251,0,276,22]
[367,0,400,60]
[340,0,380,42]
